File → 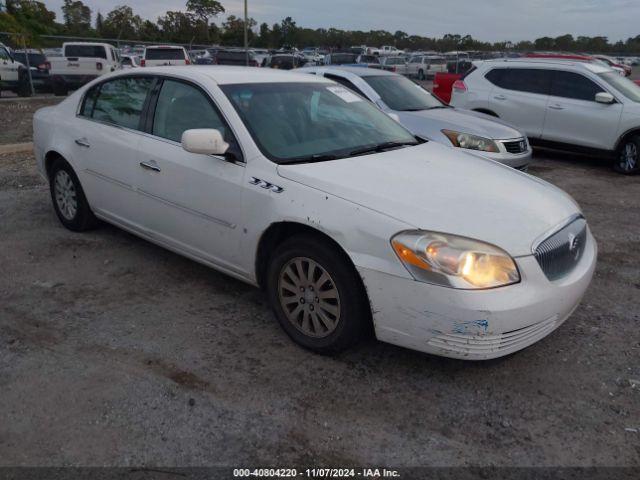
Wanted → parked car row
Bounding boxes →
[33,65,597,360]
[451,57,640,174]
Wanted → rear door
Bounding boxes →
[135,77,245,269]
[542,70,623,150]
[74,76,155,227]
[485,67,552,138]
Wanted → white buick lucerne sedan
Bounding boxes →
[33,67,597,360]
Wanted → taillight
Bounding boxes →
[185,58,191,65]
[39,63,49,71]
[453,80,467,91]
[96,62,103,71]
[140,58,146,67]
[391,66,396,72]
[252,60,259,67]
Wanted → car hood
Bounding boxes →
[395,107,524,140]
[277,142,579,257]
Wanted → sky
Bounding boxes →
[43,0,640,43]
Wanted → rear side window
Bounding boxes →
[145,48,185,60]
[65,45,107,59]
[90,77,154,129]
[486,68,551,95]
[551,71,604,101]
[0,48,9,61]
[152,80,227,143]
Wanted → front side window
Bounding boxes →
[362,75,443,111]
[551,71,605,101]
[152,80,227,143]
[91,77,154,129]
[598,71,640,102]
[221,82,417,163]
[486,68,551,95]
[0,48,10,61]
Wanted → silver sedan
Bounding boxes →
[301,66,532,169]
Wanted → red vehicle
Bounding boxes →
[635,80,640,87]
[432,72,462,104]
[525,53,594,61]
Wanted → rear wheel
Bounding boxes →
[52,78,68,97]
[614,136,640,174]
[266,235,370,354]
[49,158,98,231]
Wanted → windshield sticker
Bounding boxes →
[326,85,362,103]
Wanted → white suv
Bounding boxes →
[450,58,640,174]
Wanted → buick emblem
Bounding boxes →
[568,233,580,260]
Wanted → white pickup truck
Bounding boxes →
[49,42,120,96]
[368,46,404,56]
[0,42,30,97]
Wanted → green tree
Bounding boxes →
[101,5,142,40]
[95,11,103,35]
[62,0,92,35]
[157,10,197,44]
[221,14,256,46]
[186,0,224,41]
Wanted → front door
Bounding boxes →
[136,78,245,271]
[542,70,623,150]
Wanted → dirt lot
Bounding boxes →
[0,99,639,470]
[0,97,62,144]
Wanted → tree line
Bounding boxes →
[1,0,640,54]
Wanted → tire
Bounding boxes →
[17,72,32,97]
[52,78,68,97]
[49,157,98,231]
[614,136,640,174]
[418,69,425,81]
[266,234,371,354]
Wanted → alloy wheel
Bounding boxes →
[278,257,341,338]
[54,170,78,220]
[619,142,638,172]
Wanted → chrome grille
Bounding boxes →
[502,139,528,154]
[534,217,587,281]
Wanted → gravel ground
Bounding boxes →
[0,97,63,144]
[0,145,639,468]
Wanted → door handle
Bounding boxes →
[74,138,90,148]
[139,161,161,172]
[494,95,507,101]
[548,104,564,110]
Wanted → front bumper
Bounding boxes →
[358,228,597,360]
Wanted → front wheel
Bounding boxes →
[49,158,98,231]
[266,235,371,354]
[614,136,640,174]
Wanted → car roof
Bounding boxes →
[477,58,612,74]
[121,66,332,85]
[145,45,186,49]
[303,66,398,78]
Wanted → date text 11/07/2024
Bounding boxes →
[232,468,401,478]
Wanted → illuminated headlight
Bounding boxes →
[442,130,499,153]
[391,231,520,289]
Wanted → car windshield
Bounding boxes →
[221,82,418,163]
[598,72,640,102]
[362,75,444,111]
[145,48,184,60]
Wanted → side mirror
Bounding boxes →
[181,129,229,155]
[595,92,615,104]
